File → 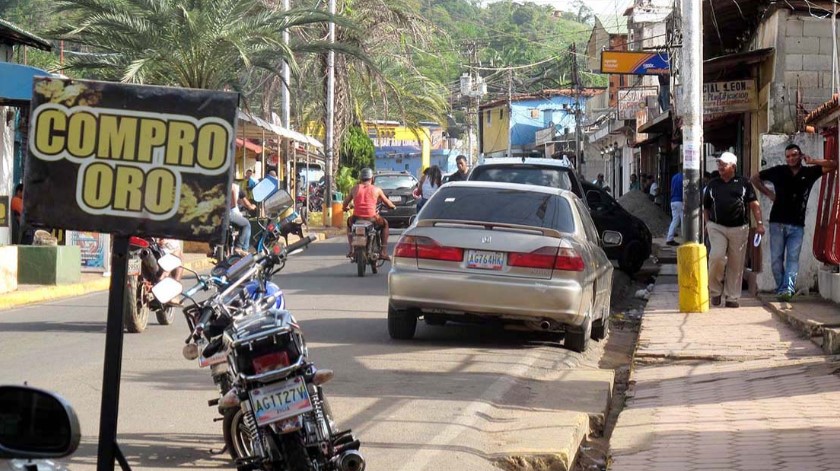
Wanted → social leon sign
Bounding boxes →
[24,78,238,242]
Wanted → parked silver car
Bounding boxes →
[387,181,621,352]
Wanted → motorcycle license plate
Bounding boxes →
[198,351,227,368]
[466,250,505,270]
[127,258,142,276]
[249,376,313,427]
[352,236,367,247]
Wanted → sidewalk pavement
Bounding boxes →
[609,267,840,470]
[0,227,342,311]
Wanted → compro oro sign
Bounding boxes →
[24,78,238,242]
[703,80,756,118]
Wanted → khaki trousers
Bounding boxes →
[707,222,749,301]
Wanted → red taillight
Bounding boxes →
[267,223,276,232]
[508,246,584,272]
[128,236,149,248]
[252,351,290,374]
[394,236,464,262]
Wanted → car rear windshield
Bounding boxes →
[469,165,574,191]
[419,186,575,233]
[375,175,416,190]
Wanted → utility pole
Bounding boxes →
[467,42,477,163]
[571,42,584,173]
[325,0,336,224]
[678,0,708,312]
[507,69,513,158]
[282,0,291,130]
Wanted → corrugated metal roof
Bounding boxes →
[0,18,51,50]
[595,15,628,36]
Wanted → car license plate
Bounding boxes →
[465,250,505,270]
[249,376,313,427]
[127,258,141,276]
[389,195,403,203]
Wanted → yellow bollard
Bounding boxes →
[678,242,709,312]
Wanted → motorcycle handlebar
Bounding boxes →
[195,305,215,335]
[283,235,317,255]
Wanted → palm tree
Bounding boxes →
[51,0,361,92]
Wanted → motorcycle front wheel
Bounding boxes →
[123,275,149,333]
[155,306,175,325]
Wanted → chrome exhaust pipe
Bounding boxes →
[540,320,551,330]
[338,450,366,471]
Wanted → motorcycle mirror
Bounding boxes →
[151,278,183,304]
[252,178,277,203]
[0,385,81,460]
[157,253,182,273]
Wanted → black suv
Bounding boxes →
[582,181,652,274]
[372,171,418,227]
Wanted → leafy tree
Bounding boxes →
[340,125,375,176]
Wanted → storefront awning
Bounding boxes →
[237,110,323,148]
[235,138,264,154]
[0,62,51,106]
[637,110,672,135]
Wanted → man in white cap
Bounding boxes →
[703,152,765,308]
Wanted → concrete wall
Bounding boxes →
[757,133,824,292]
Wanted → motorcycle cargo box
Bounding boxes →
[228,310,302,377]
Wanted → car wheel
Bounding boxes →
[619,239,648,274]
[591,315,609,341]
[388,305,417,340]
[565,314,592,353]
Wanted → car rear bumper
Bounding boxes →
[388,267,587,326]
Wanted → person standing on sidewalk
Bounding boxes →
[750,144,838,301]
[666,170,683,246]
[704,152,765,308]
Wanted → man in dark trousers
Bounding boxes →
[704,152,765,308]
[448,155,469,182]
[750,143,837,301]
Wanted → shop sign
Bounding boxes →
[67,231,110,272]
[618,87,659,120]
[0,196,7,227]
[24,77,238,242]
[635,108,649,144]
[601,51,670,75]
[703,80,756,117]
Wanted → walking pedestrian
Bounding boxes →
[417,165,442,211]
[750,144,838,301]
[448,155,469,182]
[704,152,765,308]
[666,169,683,246]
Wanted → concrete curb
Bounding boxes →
[759,294,840,354]
[0,257,216,311]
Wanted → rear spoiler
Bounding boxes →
[414,219,566,239]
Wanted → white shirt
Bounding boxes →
[421,179,439,199]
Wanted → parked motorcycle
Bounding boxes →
[124,237,176,333]
[350,220,385,277]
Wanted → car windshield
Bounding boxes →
[419,186,575,233]
[375,175,416,190]
[470,165,573,191]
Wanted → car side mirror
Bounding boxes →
[0,385,81,460]
[602,230,623,247]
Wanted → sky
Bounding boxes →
[483,0,634,19]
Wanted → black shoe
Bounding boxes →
[711,295,721,306]
[725,300,740,308]
[666,240,679,246]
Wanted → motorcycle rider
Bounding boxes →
[342,168,396,260]
[230,182,257,257]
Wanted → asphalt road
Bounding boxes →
[0,237,615,471]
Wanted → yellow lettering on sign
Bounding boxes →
[144,168,177,215]
[82,163,114,209]
[137,119,167,162]
[166,121,196,167]
[66,111,97,158]
[112,165,144,211]
[196,123,228,171]
[35,109,67,156]
[97,115,138,161]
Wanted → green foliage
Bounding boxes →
[340,126,375,176]
[335,166,357,196]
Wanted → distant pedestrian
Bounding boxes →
[448,155,470,182]
[704,152,765,308]
[649,177,660,205]
[629,173,641,191]
[750,144,838,301]
[666,170,683,246]
[593,173,607,189]
[417,166,442,211]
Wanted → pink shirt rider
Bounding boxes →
[353,183,378,218]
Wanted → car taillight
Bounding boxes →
[252,351,290,374]
[394,236,464,261]
[508,246,584,272]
